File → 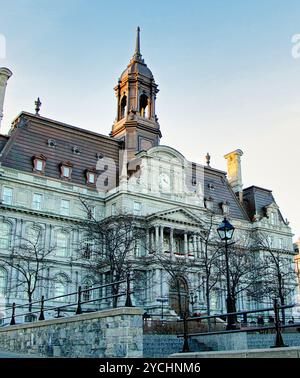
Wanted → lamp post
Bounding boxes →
[189,292,198,315]
[156,297,168,320]
[217,217,236,330]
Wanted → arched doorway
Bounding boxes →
[169,276,189,317]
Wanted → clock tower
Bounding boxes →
[110,27,161,160]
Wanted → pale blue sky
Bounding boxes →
[0,0,300,240]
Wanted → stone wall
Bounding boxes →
[247,332,300,349]
[0,307,143,358]
[193,331,300,352]
[171,346,300,358]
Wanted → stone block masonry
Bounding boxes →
[0,307,143,358]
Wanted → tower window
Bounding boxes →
[139,94,148,118]
[120,95,127,119]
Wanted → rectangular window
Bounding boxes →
[32,193,42,210]
[2,187,13,205]
[61,199,70,216]
[62,166,71,178]
[35,159,43,171]
[111,203,116,216]
[278,238,283,249]
[87,172,95,184]
[133,201,142,216]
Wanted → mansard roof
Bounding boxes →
[203,166,250,221]
[0,112,121,186]
[243,185,285,222]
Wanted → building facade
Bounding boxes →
[0,29,296,321]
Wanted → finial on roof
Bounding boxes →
[206,152,211,167]
[35,97,41,115]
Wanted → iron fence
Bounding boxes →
[0,273,133,326]
[177,299,300,352]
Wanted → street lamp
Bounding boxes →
[156,297,168,320]
[217,217,236,330]
[189,292,198,315]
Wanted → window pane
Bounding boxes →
[0,268,7,296]
[2,187,12,205]
[62,166,70,178]
[61,200,70,216]
[56,232,68,256]
[36,160,43,171]
[32,193,42,210]
[0,222,10,249]
[89,173,95,184]
[54,276,68,300]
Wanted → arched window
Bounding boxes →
[82,278,93,302]
[56,231,69,257]
[0,267,8,297]
[0,222,11,250]
[120,95,127,119]
[53,274,69,301]
[139,94,148,118]
[26,227,40,245]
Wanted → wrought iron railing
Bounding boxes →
[0,273,133,326]
[177,299,300,352]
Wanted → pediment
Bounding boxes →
[147,207,202,226]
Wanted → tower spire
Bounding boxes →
[132,26,143,62]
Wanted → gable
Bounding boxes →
[147,207,202,226]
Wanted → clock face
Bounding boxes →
[160,172,170,191]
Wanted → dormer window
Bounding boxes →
[86,169,97,185]
[60,162,73,179]
[221,201,230,215]
[33,155,46,174]
[204,196,214,211]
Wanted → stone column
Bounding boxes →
[146,228,150,256]
[170,228,174,255]
[151,230,155,253]
[156,226,160,252]
[193,235,197,256]
[184,232,188,256]
[160,226,164,253]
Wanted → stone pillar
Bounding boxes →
[184,232,188,256]
[193,235,197,256]
[155,226,159,253]
[170,228,174,255]
[160,226,164,253]
[146,228,150,256]
[150,230,155,253]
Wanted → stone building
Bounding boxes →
[0,28,296,321]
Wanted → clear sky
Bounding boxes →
[0,0,299,241]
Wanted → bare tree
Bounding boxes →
[251,232,297,324]
[150,251,193,318]
[197,212,223,318]
[77,200,147,307]
[216,235,265,317]
[0,229,55,313]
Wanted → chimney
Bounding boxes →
[0,67,13,130]
[224,149,244,202]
